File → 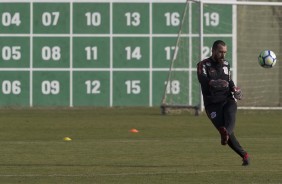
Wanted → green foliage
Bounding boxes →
[0,108,281,183]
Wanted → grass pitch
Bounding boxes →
[0,107,282,183]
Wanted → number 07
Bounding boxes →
[42,12,59,26]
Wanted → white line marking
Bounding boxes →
[1,169,282,177]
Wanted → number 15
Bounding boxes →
[125,80,141,94]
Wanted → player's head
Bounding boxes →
[211,40,227,63]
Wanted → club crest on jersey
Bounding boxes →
[210,112,216,119]
[223,66,228,75]
[208,69,217,78]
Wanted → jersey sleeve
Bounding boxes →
[197,61,210,94]
[227,64,236,89]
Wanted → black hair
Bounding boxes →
[212,40,226,50]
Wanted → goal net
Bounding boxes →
[235,0,282,109]
[160,0,201,115]
[161,0,282,114]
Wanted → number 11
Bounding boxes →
[85,46,98,60]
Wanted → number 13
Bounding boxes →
[125,12,140,26]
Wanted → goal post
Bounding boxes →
[161,0,282,115]
[160,0,201,115]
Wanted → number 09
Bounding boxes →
[41,80,60,95]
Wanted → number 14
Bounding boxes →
[125,46,142,60]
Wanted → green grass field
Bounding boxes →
[0,108,282,183]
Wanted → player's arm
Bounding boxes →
[229,79,243,100]
[227,64,235,89]
[197,61,210,88]
[197,61,228,91]
[228,66,243,100]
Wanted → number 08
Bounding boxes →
[41,46,61,61]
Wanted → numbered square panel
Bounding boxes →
[113,71,149,106]
[113,37,149,68]
[113,3,149,34]
[0,3,30,34]
[73,3,110,34]
[73,37,110,68]
[0,71,30,106]
[33,37,70,68]
[73,71,110,106]
[152,37,189,68]
[32,71,69,106]
[192,3,232,34]
[152,71,190,106]
[191,37,232,68]
[0,37,30,68]
[33,3,70,34]
[152,3,187,34]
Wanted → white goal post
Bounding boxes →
[161,0,282,114]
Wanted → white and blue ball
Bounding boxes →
[258,50,277,68]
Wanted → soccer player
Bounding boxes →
[197,40,250,166]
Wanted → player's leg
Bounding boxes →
[223,99,250,165]
[205,103,224,129]
[228,133,247,157]
[205,103,228,145]
[228,133,250,166]
[223,99,237,134]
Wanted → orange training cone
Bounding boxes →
[130,128,139,133]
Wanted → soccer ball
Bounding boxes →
[258,50,277,68]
